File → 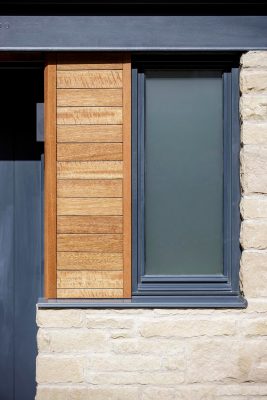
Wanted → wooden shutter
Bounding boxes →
[44,53,131,299]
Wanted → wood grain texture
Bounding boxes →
[57,198,122,216]
[122,54,132,298]
[54,53,132,300]
[57,270,123,289]
[57,106,122,125]
[57,161,123,179]
[57,124,122,143]
[57,88,122,107]
[57,288,123,298]
[57,143,122,161]
[57,252,123,270]
[58,215,123,233]
[57,70,122,88]
[57,234,123,252]
[57,179,122,198]
[44,54,57,298]
[57,53,122,70]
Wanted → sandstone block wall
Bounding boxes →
[36,51,267,400]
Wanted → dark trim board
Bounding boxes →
[1,16,267,50]
[38,295,247,308]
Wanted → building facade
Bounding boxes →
[0,4,267,399]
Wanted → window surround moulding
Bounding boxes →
[131,52,246,308]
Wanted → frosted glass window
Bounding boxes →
[144,70,223,275]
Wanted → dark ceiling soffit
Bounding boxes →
[1,16,267,50]
[0,0,266,3]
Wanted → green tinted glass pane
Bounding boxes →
[144,70,223,275]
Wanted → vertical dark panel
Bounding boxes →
[13,69,43,400]
[0,69,15,400]
[0,162,14,400]
[14,161,42,400]
[0,67,43,400]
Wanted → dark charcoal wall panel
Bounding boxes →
[0,68,43,400]
[0,162,14,400]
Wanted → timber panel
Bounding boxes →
[57,179,123,198]
[57,143,123,161]
[57,252,123,270]
[55,53,131,299]
[57,124,123,143]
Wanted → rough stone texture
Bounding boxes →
[241,122,267,144]
[240,145,267,193]
[241,51,267,68]
[36,51,267,400]
[240,69,267,93]
[36,355,86,383]
[240,195,267,218]
[240,95,267,121]
[240,220,267,249]
[36,308,267,399]
[240,251,267,297]
[240,70,267,93]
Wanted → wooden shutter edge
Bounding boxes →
[44,53,57,298]
[122,54,132,298]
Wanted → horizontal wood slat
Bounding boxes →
[57,124,122,143]
[57,53,122,70]
[58,216,123,234]
[57,161,123,179]
[57,143,122,161]
[57,198,122,216]
[57,107,123,125]
[57,251,123,271]
[57,234,123,252]
[57,288,123,298]
[57,252,123,270]
[57,70,123,89]
[57,89,122,107]
[57,270,123,289]
[57,179,122,198]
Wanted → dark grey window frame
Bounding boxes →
[131,53,246,307]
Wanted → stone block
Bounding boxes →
[112,338,185,355]
[87,354,162,372]
[86,316,134,329]
[187,340,240,383]
[240,251,267,297]
[37,329,109,353]
[241,51,267,68]
[240,70,267,93]
[87,371,185,385]
[37,310,84,328]
[240,221,267,249]
[240,195,267,219]
[241,122,267,144]
[139,319,236,338]
[240,145,267,193]
[241,318,267,336]
[36,385,139,400]
[36,355,86,383]
[240,95,267,121]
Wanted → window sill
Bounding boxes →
[38,295,247,309]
